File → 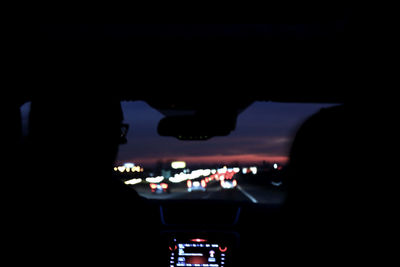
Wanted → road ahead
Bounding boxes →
[132,181,286,204]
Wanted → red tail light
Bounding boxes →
[201,180,206,188]
[187,180,192,187]
[150,183,157,189]
[161,183,168,189]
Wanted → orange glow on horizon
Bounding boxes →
[123,154,288,166]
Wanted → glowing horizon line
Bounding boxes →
[117,154,288,166]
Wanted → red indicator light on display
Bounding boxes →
[219,246,228,252]
[190,238,207,242]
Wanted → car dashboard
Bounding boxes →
[152,199,282,267]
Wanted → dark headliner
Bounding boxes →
[9,17,355,105]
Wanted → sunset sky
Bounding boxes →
[116,101,335,167]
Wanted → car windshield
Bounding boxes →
[113,101,336,205]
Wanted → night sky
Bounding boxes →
[116,101,336,167]
[20,101,336,167]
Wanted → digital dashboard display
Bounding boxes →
[169,239,229,267]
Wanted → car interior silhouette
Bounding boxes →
[7,14,352,267]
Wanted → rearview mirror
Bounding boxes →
[157,114,237,140]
